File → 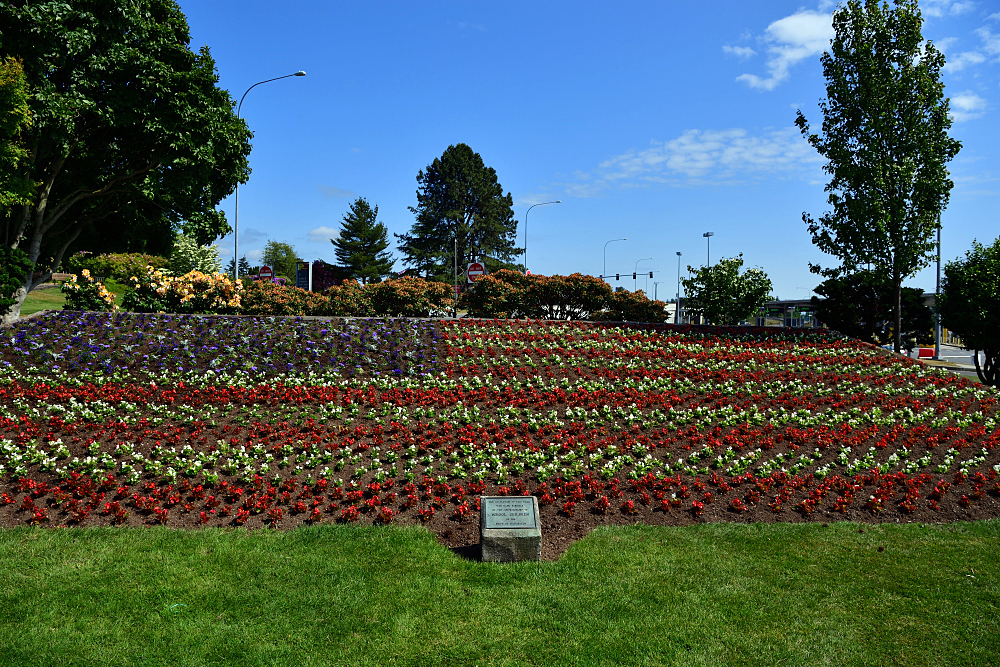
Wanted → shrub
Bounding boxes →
[240,280,328,316]
[594,289,668,323]
[0,247,33,318]
[459,269,530,318]
[368,277,455,317]
[523,273,611,320]
[322,280,373,316]
[122,267,241,314]
[61,270,118,311]
[167,234,223,275]
[65,252,168,283]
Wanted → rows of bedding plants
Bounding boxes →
[0,311,998,533]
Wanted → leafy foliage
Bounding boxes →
[795,0,960,352]
[0,0,250,321]
[396,143,519,281]
[366,277,455,318]
[332,198,394,284]
[61,271,117,312]
[239,280,328,317]
[525,274,614,321]
[121,266,241,314]
[167,234,222,276]
[65,252,169,283]
[938,237,1000,387]
[262,241,299,283]
[681,255,773,325]
[811,270,932,347]
[0,56,33,215]
[596,289,670,324]
[0,246,33,318]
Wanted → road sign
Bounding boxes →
[466,262,485,283]
[258,266,274,282]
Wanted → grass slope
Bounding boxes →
[1,521,997,667]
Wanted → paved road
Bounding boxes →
[908,343,986,383]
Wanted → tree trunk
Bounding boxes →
[893,271,902,354]
[974,349,998,388]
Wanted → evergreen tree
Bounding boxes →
[332,197,394,284]
[396,143,520,282]
[796,0,960,353]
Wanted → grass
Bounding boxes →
[1,521,997,667]
[20,279,128,316]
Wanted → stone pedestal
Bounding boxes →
[479,496,541,562]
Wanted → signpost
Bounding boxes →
[258,266,274,282]
[466,262,485,283]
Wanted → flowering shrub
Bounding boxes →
[122,267,241,314]
[240,280,327,316]
[322,280,373,316]
[61,270,118,311]
[65,252,168,283]
[367,277,454,317]
[167,234,223,276]
[459,269,531,318]
[595,288,669,323]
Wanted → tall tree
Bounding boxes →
[810,270,932,346]
[795,0,961,353]
[261,240,298,283]
[0,0,251,325]
[681,255,773,326]
[332,197,394,284]
[396,143,520,282]
[0,56,34,318]
[938,237,1000,387]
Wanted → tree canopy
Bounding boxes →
[681,255,773,326]
[795,0,960,353]
[262,240,298,283]
[332,197,394,284]
[396,143,520,281]
[0,56,33,215]
[0,0,251,324]
[810,270,932,347]
[938,237,1000,387]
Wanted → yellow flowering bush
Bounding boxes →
[122,266,241,314]
[60,270,118,312]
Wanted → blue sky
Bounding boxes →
[178,0,1000,300]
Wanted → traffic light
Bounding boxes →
[648,271,653,279]
[632,272,636,279]
[615,274,619,281]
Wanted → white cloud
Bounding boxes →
[565,127,823,196]
[307,226,339,243]
[723,45,757,60]
[975,26,1000,56]
[950,91,987,121]
[246,249,263,262]
[316,184,354,199]
[945,50,987,71]
[922,0,976,18]
[737,10,834,91]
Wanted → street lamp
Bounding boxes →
[935,223,942,359]
[523,200,560,274]
[603,238,627,282]
[703,231,714,266]
[675,251,682,324]
[233,70,306,280]
[634,257,652,292]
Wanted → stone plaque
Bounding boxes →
[479,495,541,562]
[482,497,538,530]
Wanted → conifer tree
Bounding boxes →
[332,197,394,284]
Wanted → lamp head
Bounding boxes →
[295,71,307,76]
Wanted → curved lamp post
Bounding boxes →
[634,257,652,292]
[523,200,560,274]
[603,238,627,282]
[233,70,306,279]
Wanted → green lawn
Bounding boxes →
[1,521,997,666]
[20,279,128,316]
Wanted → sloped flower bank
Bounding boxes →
[1,312,998,558]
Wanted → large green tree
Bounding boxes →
[396,143,520,282]
[810,270,932,347]
[681,255,773,326]
[795,0,960,354]
[0,0,251,324]
[261,240,298,283]
[937,238,1000,387]
[332,197,394,284]
[0,56,34,318]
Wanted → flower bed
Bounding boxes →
[0,313,998,557]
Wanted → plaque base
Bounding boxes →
[479,496,542,562]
